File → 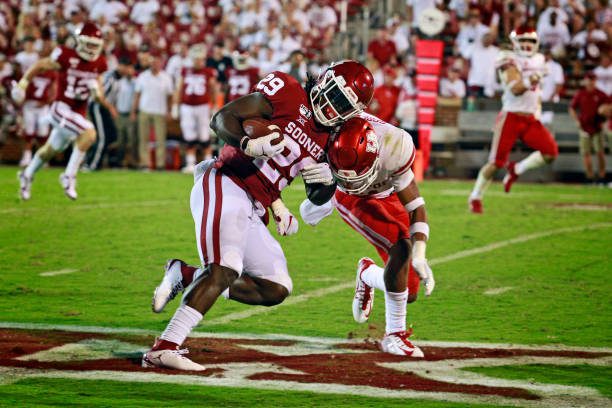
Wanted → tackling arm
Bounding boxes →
[210,92,274,148]
[396,180,434,296]
[305,181,336,206]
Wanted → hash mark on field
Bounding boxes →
[484,287,514,296]
[39,268,78,277]
[207,222,612,325]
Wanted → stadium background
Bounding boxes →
[0,1,611,407]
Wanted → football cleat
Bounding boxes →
[59,172,78,200]
[503,162,518,193]
[142,342,205,371]
[152,259,186,313]
[379,330,424,357]
[18,171,32,200]
[353,257,375,323]
[469,197,483,214]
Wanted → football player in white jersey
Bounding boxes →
[468,27,559,213]
[300,114,434,358]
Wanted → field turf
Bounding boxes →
[0,166,610,407]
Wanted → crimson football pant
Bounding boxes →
[333,190,420,296]
[489,111,558,167]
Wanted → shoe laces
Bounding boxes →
[168,281,184,300]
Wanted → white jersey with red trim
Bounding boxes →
[352,112,416,197]
[496,50,547,114]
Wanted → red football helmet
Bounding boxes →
[328,116,379,194]
[510,26,539,57]
[310,60,374,127]
[75,22,104,61]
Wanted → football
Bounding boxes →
[242,117,275,139]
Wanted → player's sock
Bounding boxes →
[158,304,203,347]
[186,152,196,167]
[65,148,87,177]
[515,151,545,175]
[385,290,408,333]
[360,263,386,291]
[24,153,44,179]
[470,167,492,199]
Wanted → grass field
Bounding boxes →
[0,165,610,407]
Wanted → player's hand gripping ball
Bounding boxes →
[241,118,285,159]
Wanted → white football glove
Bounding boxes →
[301,162,334,185]
[242,125,286,158]
[271,198,298,236]
[412,241,435,296]
[10,80,27,104]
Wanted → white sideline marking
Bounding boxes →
[1,321,611,353]
[0,199,177,215]
[483,287,514,296]
[39,268,78,277]
[206,222,612,325]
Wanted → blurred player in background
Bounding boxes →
[172,45,218,174]
[14,22,116,200]
[16,45,57,167]
[469,27,558,214]
[142,61,373,371]
[225,50,259,103]
[300,115,434,357]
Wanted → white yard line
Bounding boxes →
[39,268,78,277]
[206,222,612,325]
[0,200,178,215]
[0,321,611,353]
[483,287,514,296]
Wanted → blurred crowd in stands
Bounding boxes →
[0,0,611,170]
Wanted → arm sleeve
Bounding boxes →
[390,129,417,191]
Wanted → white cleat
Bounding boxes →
[59,172,77,200]
[380,331,424,357]
[152,259,185,313]
[142,347,205,371]
[18,171,32,200]
[353,257,375,323]
[19,151,32,167]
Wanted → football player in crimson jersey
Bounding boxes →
[225,51,260,102]
[468,27,558,213]
[13,22,116,200]
[299,115,434,357]
[18,70,57,167]
[171,45,218,173]
[142,60,374,371]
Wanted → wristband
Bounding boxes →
[404,197,425,212]
[410,222,429,239]
[240,136,250,151]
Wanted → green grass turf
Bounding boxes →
[465,364,612,398]
[0,166,610,406]
[0,378,513,408]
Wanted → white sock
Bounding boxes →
[186,152,196,166]
[515,151,545,175]
[385,290,408,334]
[65,148,86,177]
[360,263,386,291]
[159,304,203,346]
[21,150,32,161]
[24,154,45,178]
[470,167,492,200]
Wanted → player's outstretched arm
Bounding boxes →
[12,57,60,103]
[397,180,434,296]
[210,92,274,148]
[304,181,336,206]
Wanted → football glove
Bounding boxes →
[271,198,298,236]
[301,162,334,185]
[412,241,435,296]
[242,125,285,159]
[10,80,27,104]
